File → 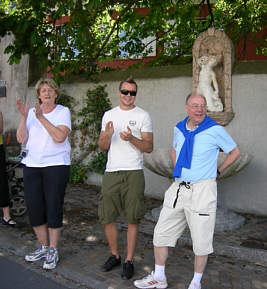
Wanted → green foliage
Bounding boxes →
[213,0,267,58]
[69,161,88,184]
[57,92,75,110]
[88,151,108,175]
[54,84,111,182]
[1,0,265,83]
[61,85,111,182]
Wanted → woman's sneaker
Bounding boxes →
[25,246,48,262]
[43,247,59,270]
[134,271,168,288]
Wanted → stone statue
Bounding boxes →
[197,55,223,112]
[192,28,235,125]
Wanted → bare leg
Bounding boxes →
[33,224,49,247]
[154,246,168,265]
[48,227,61,248]
[194,255,208,273]
[2,207,16,224]
[104,222,119,258]
[126,223,138,261]
[188,255,208,288]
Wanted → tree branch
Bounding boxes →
[95,0,137,59]
[206,0,214,27]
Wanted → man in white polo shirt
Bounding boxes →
[134,93,241,289]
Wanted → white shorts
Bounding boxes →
[153,179,217,256]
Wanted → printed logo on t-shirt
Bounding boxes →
[129,120,136,126]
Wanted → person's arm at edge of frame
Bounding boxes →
[0,112,3,135]
[217,146,241,174]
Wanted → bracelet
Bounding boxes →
[217,169,221,176]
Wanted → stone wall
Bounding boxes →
[1,35,267,216]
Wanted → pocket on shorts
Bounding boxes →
[191,180,217,213]
[163,182,180,208]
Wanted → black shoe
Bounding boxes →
[101,255,121,272]
[121,260,134,280]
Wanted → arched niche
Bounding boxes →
[192,28,234,126]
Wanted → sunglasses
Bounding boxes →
[120,90,137,96]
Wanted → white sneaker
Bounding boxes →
[43,247,59,270]
[134,271,168,289]
[25,246,48,262]
[188,281,201,289]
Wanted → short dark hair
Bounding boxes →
[119,76,138,93]
[186,93,207,105]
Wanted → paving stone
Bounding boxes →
[0,184,266,289]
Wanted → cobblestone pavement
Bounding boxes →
[0,184,266,289]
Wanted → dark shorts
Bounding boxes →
[98,170,146,224]
[23,165,70,228]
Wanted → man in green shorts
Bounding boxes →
[98,77,153,280]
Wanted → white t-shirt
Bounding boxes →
[22,105,71,167]
[101,106,153,172]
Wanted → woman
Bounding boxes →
[0,111,16,227]
[16,78,71,270]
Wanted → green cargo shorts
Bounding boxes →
[98,170,146,224]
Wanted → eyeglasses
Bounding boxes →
[187,104,207,110]
[40,88,55,94]
[120,90,137,96]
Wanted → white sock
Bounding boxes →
[192,272,203,286]
[154,264,166,281]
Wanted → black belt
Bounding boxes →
[173,181,191,208]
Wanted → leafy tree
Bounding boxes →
[1,0,265,82]
[213,0,267,57]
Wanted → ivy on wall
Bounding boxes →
[58,85,112,184]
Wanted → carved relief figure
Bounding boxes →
[197,55,223,112]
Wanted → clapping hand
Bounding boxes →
[16,99,29,118]
[34,102,43,119]
[120,126,133,141]
[105,121,114,137]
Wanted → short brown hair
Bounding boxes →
[119,76,138,93]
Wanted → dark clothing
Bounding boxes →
[23,165,69,228]
[0,145,10,207]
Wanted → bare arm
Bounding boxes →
[120,126,153,153]
[218,146,241,174]
[171,147,176,168]
[16,99,29,144]
[35,103,70,143]
[98,121,114,151]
